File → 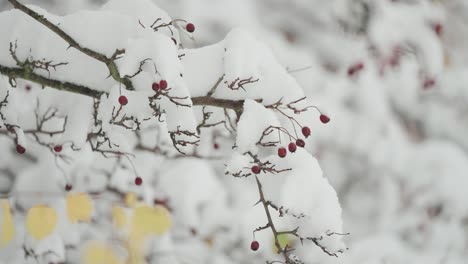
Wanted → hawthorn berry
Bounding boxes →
[302,126,311,138]
[214,143,220,150]
[423,77,436,89]
[296,139,305,148]
[54,145,62,153]
[433,23,443,36]
[134,177,143,186]
[159,80,168,89]
[320,114,330,124]
[152,82,160,91]
[25,85,31,91]
[250,240,260,251]
[288,142,297,153]
[186,23,195,33]
[347,62,364,76]
[278,147,287,158]
[16,144,25,154]
[251,165,261,174]
[118,95,128,106]
[65,184,73,192]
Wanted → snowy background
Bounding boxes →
[0,0,467,263]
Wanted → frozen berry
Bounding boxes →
[134,177,143,186]
[433,23,443,36]
[152,82,160,91]
[302,126,311,138]
[347,62,364,76]
[54,145,63,153]
[288,142,297,153]
[250,240,260,251]
[296,139,305,148]
[320,114,330,124]
[118,95,128,106]
[186,23,195,33]
[251,165,261,174]
[159,80,168,89]
[16,144,25,154]
[65,184,72,192]
[278,147,287,158]
[423,78,436,89]
[214,143,219,150]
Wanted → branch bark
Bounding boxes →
[0,63,245,112]
[2,0,247,113]
[0,64,103,98]
[7,0,132,90]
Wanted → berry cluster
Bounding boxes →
[152,79,168,92]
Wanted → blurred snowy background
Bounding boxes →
[1,0,468,263]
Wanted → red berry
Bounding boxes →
[54,145,62,153]
[16,144,25,154]
[423,77,436,89]
[296,139,305,148]
[347,62,364,76]
[320,114,330,124]
[186,23,195,33]
[25,85,31,91]
[152,82,160,91]
[118,95,128,106]
[159,80,168,89]
[288,142,297,153]
[214,143,219,150]
[250,240,260,251]
[65,184,72,191]
[134,177,143,186]
[301,126,311,138]
[251,165,261,174]
[278,147,287,158]
[433,23,443,36]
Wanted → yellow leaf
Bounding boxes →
[131,205,171,238]
[66,193,93,223]
[26,205,57,240]
[273,233,293,252]
[124,193,137,207]
[1,199,14,246]
[125,238,145,264]
[112,206,127,229]
[444,51,451,68]
[82,241,122,264]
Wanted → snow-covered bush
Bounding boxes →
[0,0,345,263]
[142,0,468,263]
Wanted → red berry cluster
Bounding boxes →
[275,126,311,158]
[152,79,168,92]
